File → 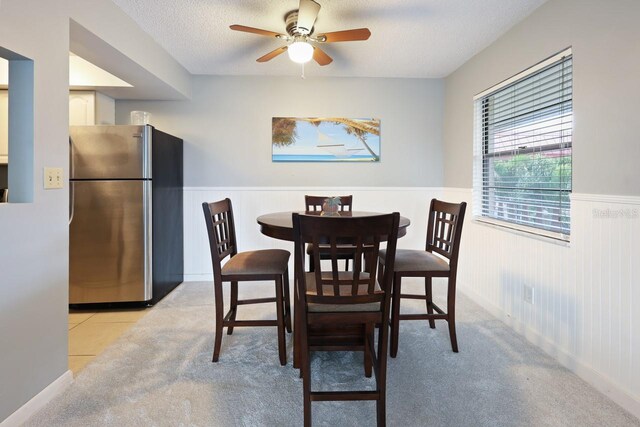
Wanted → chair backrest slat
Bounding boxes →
[351,236,363,295]
[202,199,238,278]
[305,195,353,212]
[294,213,399,306]
[329,236,341,295]
[367,236,381,294]
[425,199,467,267]
[312,236,324,296]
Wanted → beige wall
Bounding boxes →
[0,0,190,421]
[443,0,640,196]
[116,76,445,188]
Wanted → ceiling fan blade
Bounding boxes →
[316,28,371,43]
[312,47,333,66]
[296,0,321,35]
[257,46,288,63]
[230,25,284,38]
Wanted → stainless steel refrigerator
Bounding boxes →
[69,125,183,305]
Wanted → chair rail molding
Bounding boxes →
[571,192,640,205]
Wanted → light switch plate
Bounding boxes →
[44,167,64,189]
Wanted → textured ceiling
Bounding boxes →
[110,0,547,78]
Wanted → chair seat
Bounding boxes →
[379,248,450,272]
[222,249,290,276]
[305,272,381,312]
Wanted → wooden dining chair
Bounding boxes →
[293,212,399,427]
[304,195,354,272]
[202,198,292,365]
[379,199,466,355]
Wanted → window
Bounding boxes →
[473,48,572,241]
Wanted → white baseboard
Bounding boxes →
[458,284,640,421]
[0,370,73,427]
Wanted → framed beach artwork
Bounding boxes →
[272,117,380,162]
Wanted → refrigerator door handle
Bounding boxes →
[140,125,152,179]
[143,180,153,298]
[69,137,75,224]
[69,136,75,178]
[69,181,75,225]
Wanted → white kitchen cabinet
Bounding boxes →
[69,91,115,126]
[0,89,8,164]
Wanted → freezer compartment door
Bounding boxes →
[70,125,151,180]
[69,180,152,304]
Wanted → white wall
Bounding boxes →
[116,76,445,187]
[442,0,640,417]
[0,0,190,422]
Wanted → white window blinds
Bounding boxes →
[473,48,573,240]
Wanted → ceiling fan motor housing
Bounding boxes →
[285,11,313,36]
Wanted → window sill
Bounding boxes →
[472,217,570,247]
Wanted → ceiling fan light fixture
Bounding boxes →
[287,40,313,64]
[230,0,370,67]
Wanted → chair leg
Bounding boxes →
[283,268,292,333]
[376,393,386,427]
[227,281,238,335]
[301,322,312,427]
[376,309,389,427]
[212,281,224,363]
[275,276,287,366]
[364,323,373,378]
[425,277,436,329]
[390,274,402,358]
[447,278,459,353]
[293,281,300,370]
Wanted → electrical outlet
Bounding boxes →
[524,285,534,304]
[44,167,64,189]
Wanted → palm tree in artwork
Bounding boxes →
[272,117,380,160]
[272,118,298,147]
[336,119,379,161]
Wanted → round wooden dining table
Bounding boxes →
[257,211,411,241]
[256,210,411,369]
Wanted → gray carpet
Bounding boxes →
[27,280,639,426]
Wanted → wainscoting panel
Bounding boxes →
[443,188,640,419]
[184,187,443,281]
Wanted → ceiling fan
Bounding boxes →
[230,0,371,66]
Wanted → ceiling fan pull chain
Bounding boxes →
[301,62,306,79]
